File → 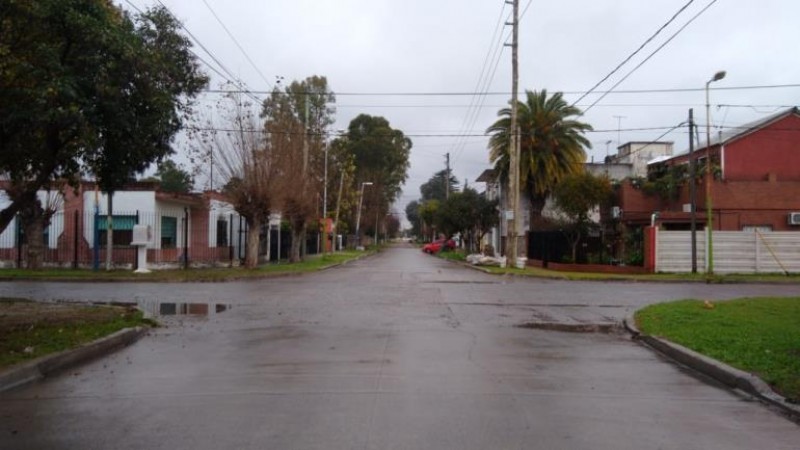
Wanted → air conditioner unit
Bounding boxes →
[611,206,622,219]
[788,212,800,226]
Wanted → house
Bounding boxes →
[610,141,674,178]
[0,181,248,268]
[614,107,800,234]
[475,169,530,257]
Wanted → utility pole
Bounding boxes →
[504,0,520,263]
[445,152,451,199]
[322,143,329,253]
[688,109,697,273]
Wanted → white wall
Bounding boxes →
[655,229,800,274]
[83,191,156,247]
[208,199,239,247]
[0,190,65,249]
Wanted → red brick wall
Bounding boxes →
[723,114,800,181]
[617,178,800,231]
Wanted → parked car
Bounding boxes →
[422,238,456,254]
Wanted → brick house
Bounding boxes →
[614,107,800,233]
[0,181,245,268]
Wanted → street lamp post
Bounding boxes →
[355,181,373,250]
[705,70,726,274]
[322,144,329,253]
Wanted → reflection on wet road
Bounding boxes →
[0,246,798,449]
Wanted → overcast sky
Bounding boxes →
[127,0,800,224]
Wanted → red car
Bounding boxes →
[422,238,456,254]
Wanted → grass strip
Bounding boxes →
[0,299,151,369]
[635,297,800,401]
[0,251,368,282]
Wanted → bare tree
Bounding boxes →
[202,94,274,268]
[262,76,335,262]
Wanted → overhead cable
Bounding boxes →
[572,0,695,106]
[582,0,720,114]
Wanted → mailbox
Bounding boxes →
[131,224,152,246]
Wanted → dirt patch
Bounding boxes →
[0,298,134,330]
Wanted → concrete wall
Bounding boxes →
[654,229,800,274]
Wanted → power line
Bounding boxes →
[607,122,687,163]
[151,0,263,104]
[186,125,683,137]
[122,1,237,88]
[572,0,695,106]
[200,0,273,92]
[332,102,796,109]
[583,0,720,114]
[449,1,510,167]
[201,83,800,97]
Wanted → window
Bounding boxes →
[217,219,228,247]
[97,215,135,247]
[161,216,178,248]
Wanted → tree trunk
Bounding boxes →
[21,203,45,270]
[105,193,113,271]
[289,226,303,263]
[244,217,261,268]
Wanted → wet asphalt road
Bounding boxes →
[1,246,798,449]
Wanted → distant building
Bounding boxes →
[611,141,674,178]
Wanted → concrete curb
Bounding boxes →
[0,326,147,393]
[622,314,800,420]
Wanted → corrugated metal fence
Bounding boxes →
[655,229,800,274]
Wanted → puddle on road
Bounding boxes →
[137,301,232,318]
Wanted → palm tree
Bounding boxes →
[487,89,592,225]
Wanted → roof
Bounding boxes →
[646,155,672,165]
[673,106,800,158]
[475,169,497,183]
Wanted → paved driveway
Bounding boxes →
[1,247,798,449]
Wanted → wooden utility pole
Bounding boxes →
[505,0,520,263]
[688,109,697,273]
[445,152,451,199]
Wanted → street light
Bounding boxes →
[705,70,726,274]
[355,181,373,249]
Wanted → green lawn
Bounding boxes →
[0,299,152,369]
[0,251,368,282]
[635,297,800,401]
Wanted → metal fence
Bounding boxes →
[0,210,329,270]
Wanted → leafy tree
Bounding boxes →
[487,89,592,225]
[405,200,421,238]
[420,170,459,202]
[0,1,207,269]
[153,160,193,193]
[418,200,439,242]
[386,214,401,239]
[552,171,612,262]
[341,114,411,241]
[262,75,335,262]
[435,188,498,252]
